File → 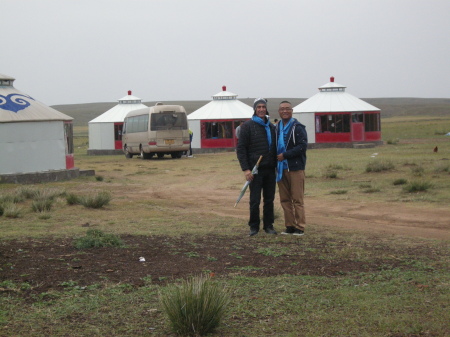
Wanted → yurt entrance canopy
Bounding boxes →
[293,77,381,146]
[88,90,147,155]
[187,86,253,150]
[0,73,75,176]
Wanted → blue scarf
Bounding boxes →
[276,118,294,182]
[252,115,272,148]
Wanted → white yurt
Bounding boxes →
[187,86,253,151]
[293,77,382,148]
[88,90,147,155]
[0,73,75,181]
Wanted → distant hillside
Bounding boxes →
[52,98,450,127]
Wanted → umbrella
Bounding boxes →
[234,155,263,207]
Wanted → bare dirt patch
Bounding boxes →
[0,233,442,299]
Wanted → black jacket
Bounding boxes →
[275,118,307,171]
[236,118,277,171]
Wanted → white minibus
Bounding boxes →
[122,103,190,159]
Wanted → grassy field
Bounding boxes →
[1,111,450,336]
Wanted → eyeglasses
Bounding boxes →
[279,107,292,111]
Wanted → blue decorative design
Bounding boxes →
[0,93,35,113]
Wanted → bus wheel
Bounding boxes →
[124,146,133,159]
[171,152,182,159]
[157,153,164,159]
[141,147,150,160]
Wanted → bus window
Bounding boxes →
[151,113,187,131]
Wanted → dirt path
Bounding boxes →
[133,183,450,240]
[306,198,450,240]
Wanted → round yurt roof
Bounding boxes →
[89,90,147,123]
[0,73,73,123]
[294,77,380,113]
[188,86,253,120]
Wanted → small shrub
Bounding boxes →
[159,275,230,336]
[31,198,54,212]
[38,213,51,220]
[79,191,111,209]
[16,186,39,199]
[17,187,64,201]
[3,203,23,218]
[393,178,408,185]
[386,138,399,145]
[95,176,104,182]
[330,190,347,195]
[366,160,395,172]
[0,193,24,204]
[323,170,338,179]
[66,193,81,205]
[74,229,124,249]
[403,181,433,193]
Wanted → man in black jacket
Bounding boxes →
[236,98,277,236]
[276,101,308,236]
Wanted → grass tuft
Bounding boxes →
[31,198,54,213]
[393,178,408,185]
[79,191,112,209]
[386,138,399,144]
[65,193,81,205]
[2,203,23,218]
[366,160,395,172]
[323,170,338,179]
[330,189,348,195]
[159,275,230,336]
[403,181,433,193]
[74,229,124,249]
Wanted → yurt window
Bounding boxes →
[316,114,350,133]
[204,121,233,139]
[365,113,380,132]
[0,79,12,86]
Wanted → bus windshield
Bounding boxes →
[151,112,187,131]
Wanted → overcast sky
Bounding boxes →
[2,0,449,106]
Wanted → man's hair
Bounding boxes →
[279,100,291,105]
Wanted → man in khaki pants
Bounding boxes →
[275,101,308,235]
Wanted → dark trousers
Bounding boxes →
[248,167,276,229]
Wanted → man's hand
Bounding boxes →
[244,169,253,181]
[277,153,285,161]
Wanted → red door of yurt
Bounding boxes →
[114,123,123,150]
[351,113,364,142]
